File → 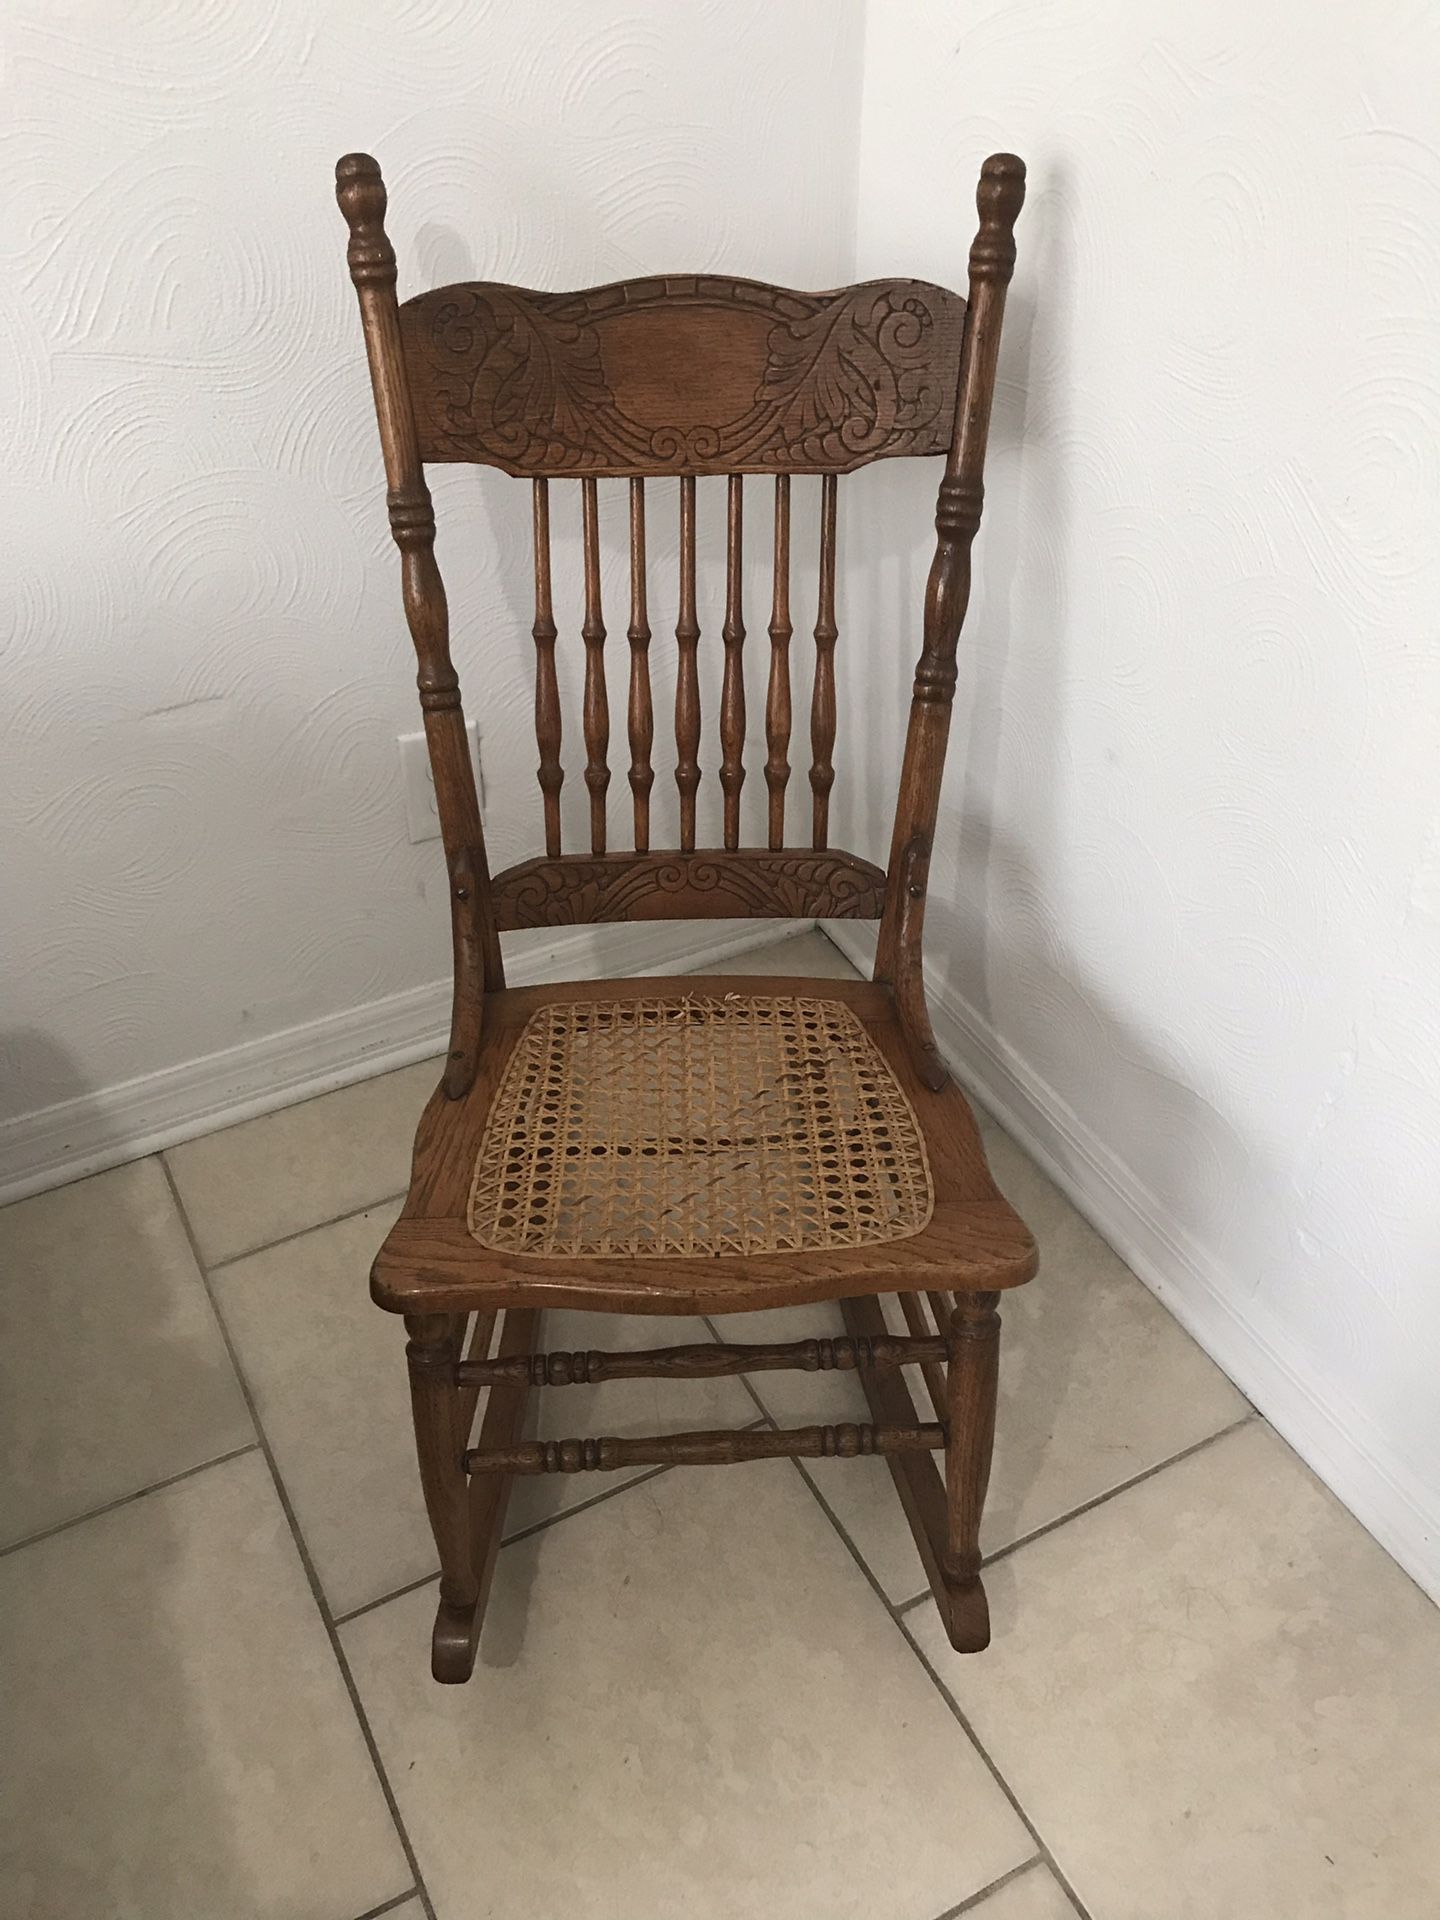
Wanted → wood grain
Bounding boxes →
[876,153,1026,1090]
[404,1313,473,1619]
[675,474,701,851]
[468,1421,944,1475]
[765,475,793,849]
[943,1291,1001,1651]
[431,1305,537,1682]
[455,1329,948,1388]
[490,848,886,928]
[898,1289,950,1423]
[626,477,654,852]
[810,471,838,848]
[580,477,610,853]
[841,1291,966,1642]
[336,152,502,1098]
[720,474,747,849]
[399,275,968,476]
[531,478,563,857]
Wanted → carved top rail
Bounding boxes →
[397,274,967,475]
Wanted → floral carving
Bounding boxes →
[422,288,616,471]
[752,286,955,468]
[492,851,887,929]
[400,275,965,474]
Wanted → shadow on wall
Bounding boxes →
[841,157,1269,1290]
[1,1028,99,1132]
[840,164,1062,928]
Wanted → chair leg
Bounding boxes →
[842,1293,968,1653]
[942,1291,1001,1652]
[406,1307,540,1682]
[404,1313,478,1676]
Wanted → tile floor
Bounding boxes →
[3,929,1438,1919]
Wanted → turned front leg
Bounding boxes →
[943,1291,1000,1651]
[404,1313,476,1616]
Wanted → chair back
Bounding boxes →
[337,152,1025,1096]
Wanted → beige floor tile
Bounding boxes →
[0,1158,252,1548]
[722,1121,1247,1602]
[711,927,863,979]
[165,1057,440,1265]
[343,1461,1030,1920]
[0,1451,410,1920]
[912,1421,1440,1920]
[964,1862,1079,1918]
[211,1203,756,1618]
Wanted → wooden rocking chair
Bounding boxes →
[336,149,1035,1681]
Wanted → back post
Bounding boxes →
[875,153,1026,1090]
[336,153,502,1096]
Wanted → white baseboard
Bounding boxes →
[0,920,798,1207]
[824,921,1440,1605]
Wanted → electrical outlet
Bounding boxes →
[398,721,483,844]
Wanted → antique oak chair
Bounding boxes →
[337,150,1035,1682]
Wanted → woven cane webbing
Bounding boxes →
[467,994,934,1259]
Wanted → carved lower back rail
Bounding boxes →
[455,1329,946,1389]
[467,1420,945,1476]
[489,846,886,927]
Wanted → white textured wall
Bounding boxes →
[835,0,1440,1593]
[0,1,862,1184]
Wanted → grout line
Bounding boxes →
[202,1186,409,1272]
[897,1609,1096,1920]
[694,1266,1218,1915]
[699,1313,923,1624]
[350,1891,422,1920]
[335,1305,770,1630]
[159,1159,440,1920]
[786,1451,913,1615]
[926,1856,1048,1920]
[332,1465,679,1629]
[741,1324,1096,1919]
[699,1313,923,1622]
[334,1568,442,1629]
[978,1412,1258,1574]
[787,1444,1095,1918]
[889,1410,1260,1617]
[502,1459,677,1548]
[755,1314,1243,1913]
[335,1419,770,1629]
[500,1413,768,1550]
[0,1442,262,1562]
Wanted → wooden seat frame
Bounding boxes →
[336,149,1034,1681]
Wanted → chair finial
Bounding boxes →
[335,152,395,287]
[970,153,1026,284]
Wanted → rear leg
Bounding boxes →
[405,1313,480,1679]
[942,1290,1000,1651]
[407,1308,538,1682]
